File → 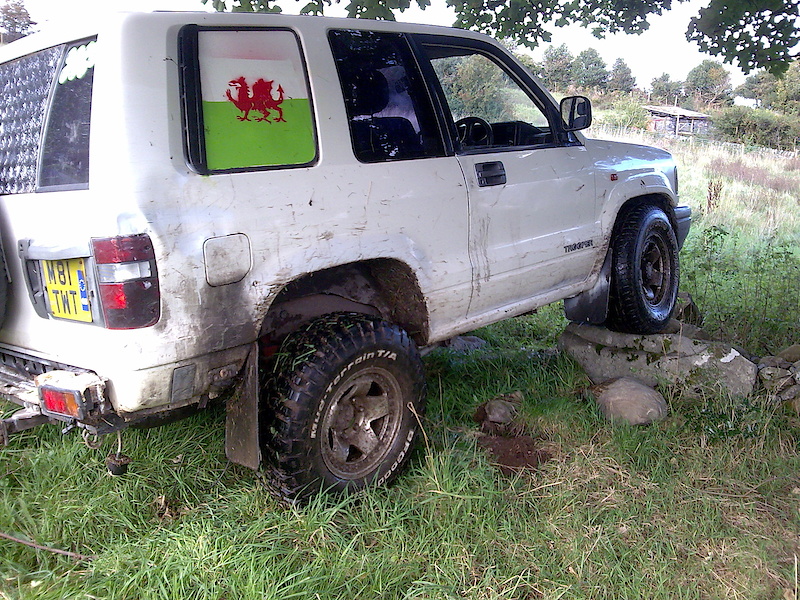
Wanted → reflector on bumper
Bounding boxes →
[35,371,106,420]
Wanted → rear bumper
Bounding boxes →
[674,205,692,249]
[0,347,115,443]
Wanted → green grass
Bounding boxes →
[2,133,800,599]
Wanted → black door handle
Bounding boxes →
[475,161,506,187]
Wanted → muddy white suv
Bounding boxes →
[0,11,689,498]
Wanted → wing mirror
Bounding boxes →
[560,96,592,132]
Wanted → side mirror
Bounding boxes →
[560,96,592,132]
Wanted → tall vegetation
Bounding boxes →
[712,107,800,151]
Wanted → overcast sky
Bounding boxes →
[21,0,746,90]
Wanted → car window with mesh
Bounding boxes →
[0,46,62,195]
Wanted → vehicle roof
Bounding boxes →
[0,11,493,63]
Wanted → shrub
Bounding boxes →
[713,106,800,150]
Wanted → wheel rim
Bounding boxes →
[320,367,403,480]
[640,230,672,306]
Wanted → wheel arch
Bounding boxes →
[565,193,676,326]
[258,259,430,348]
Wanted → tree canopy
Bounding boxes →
[684,59,733,107]
[737,61,800,116]
[650,73,684,105]
[608,58,636,93]
[539,43,573,91]
[572,48,608,91]
[205,0,799,76]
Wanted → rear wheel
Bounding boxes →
[607,204,679,334]
[262,313,426,501]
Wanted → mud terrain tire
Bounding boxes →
[262,313,426,501]
[607,204,679,334]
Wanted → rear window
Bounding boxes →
[39,40,96,190]
[0,38,95,195]
[0,46,62,194]
[179,26,317,174]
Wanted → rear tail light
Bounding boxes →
[36,371,106,420]
[40,386,84,418]
[91,234,160,329]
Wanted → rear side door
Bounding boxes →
[415,37,600,318]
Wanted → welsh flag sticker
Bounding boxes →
[198,30,316,170]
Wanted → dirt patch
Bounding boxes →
[477,435,552,476]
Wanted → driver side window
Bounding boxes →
[425,47,553,150]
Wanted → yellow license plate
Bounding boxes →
[43,258,93,323]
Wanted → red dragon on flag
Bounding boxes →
[226,76,286,123]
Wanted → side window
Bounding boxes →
[329,30,445,163]
[39,39,96,190]
[422,44,554,150]
[180,27,317,173]
[0,45,62,195]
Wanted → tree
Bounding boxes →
[685,60,733,108]
[774,61,800,116]
[608,58,636,93]
[514,52,542,81]
[736,61,800,115]
[205,0,799,76]
[650,73,684,105]
[539,43,573,92]
[572,48,608,91]
[0,0,36,43]
[736,71,779,108]
[687,0,799,76]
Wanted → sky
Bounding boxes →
[20,0,746,90]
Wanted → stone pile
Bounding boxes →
[558,296,800,424]
[758,344,800,406]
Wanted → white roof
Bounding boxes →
[644,105,710,119]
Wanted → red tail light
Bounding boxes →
[40,386,83,418]
[91,234,160,329]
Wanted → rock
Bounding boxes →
[758,356,793,370]
[659,319,711,340]
[473,392,523,435]
[778,384,800,403]
[777,344,800,363]
[589,377,668,425]
[483,399,517,424]
[674,291,703,326]
[759,367,795,392]
[791,360,800,376]
[558,323,757,397]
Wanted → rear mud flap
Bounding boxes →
[225,342,261,470]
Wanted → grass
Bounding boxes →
[2,132,800,599]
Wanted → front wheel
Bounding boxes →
[607,204,680,334]
[262,313,426,501]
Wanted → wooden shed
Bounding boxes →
[644,106,711,136]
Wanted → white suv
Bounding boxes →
[0,12,690,498]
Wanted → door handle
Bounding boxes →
[475,161,506,187]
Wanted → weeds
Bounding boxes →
[683,225,800,352]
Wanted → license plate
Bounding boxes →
[42,258,93,323]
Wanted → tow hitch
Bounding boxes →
[0,407,53,445]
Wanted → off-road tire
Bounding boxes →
[262,313,426,501]
[607,204,679,334]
